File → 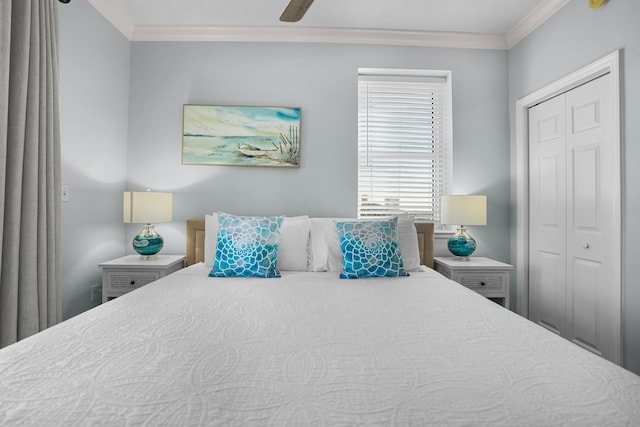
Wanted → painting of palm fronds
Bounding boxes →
[182,105,301,167]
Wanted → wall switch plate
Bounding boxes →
[62,185,70,202]
[91,283,102,302]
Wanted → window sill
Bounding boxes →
[435,230,454,239]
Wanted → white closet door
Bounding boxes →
[564,73,619,362]
[528,73,620,364]
[529,95,567,336]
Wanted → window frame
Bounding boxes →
[356,68,453,227]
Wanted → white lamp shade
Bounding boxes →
[441,195,487,226]
[123,191,173,224]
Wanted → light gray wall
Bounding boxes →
[508,0,640,374]
[58,0,130,319]
[125,42,511,264]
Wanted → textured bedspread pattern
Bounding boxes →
[1,266,640,426]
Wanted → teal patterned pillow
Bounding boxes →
[335,217,409,279]
[210,213,284,278]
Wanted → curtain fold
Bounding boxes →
[0,0,62,348]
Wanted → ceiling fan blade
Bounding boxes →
[280,0,315,22]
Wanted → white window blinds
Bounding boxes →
[357,69,452,223]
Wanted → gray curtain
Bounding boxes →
[0,0,62,348]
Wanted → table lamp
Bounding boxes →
[123,190,173,259]
[441,195,487,260]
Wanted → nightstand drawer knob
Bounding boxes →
[130,280,135,285]
[583,242,590,249]
[480,282,486,286]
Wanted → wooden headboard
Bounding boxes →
[186,218,435,269]
[186,218,206,267]
[415,222,435,269]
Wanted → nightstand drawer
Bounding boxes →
[105,271,161,292]
[100,255,186,303]
[456,273,507,292]
[433,257,513,309]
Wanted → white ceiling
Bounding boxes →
[87,0,571,49]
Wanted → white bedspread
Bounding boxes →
[1,265,639,426]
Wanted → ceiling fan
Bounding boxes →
[280,0,315,22]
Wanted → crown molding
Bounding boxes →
[87,0,569,50]
[131,26,508,49]
[506,0,571,48]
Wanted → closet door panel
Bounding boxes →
[565,73,619,362]
[528,95,567,336]
[570,257,601,355]
[531,250,565,334]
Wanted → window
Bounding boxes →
[357,68,452,225]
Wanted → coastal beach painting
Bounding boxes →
[182,105,301,167]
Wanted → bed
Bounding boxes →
[1,214,639,426]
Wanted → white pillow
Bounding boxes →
[205,213,310,271]
[309,218,347,272]
[308,214,422,272]
[277,215,310,271]
[396,214,421,271]
[204,213,219,267]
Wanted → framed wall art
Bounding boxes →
[182,105,301,168]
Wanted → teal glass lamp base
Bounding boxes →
[132,224,164,259]
[447,226,476,260]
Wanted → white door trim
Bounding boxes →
[514,50,621,358]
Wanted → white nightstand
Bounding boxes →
[434,256,513,308]
[99,254,186,303]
